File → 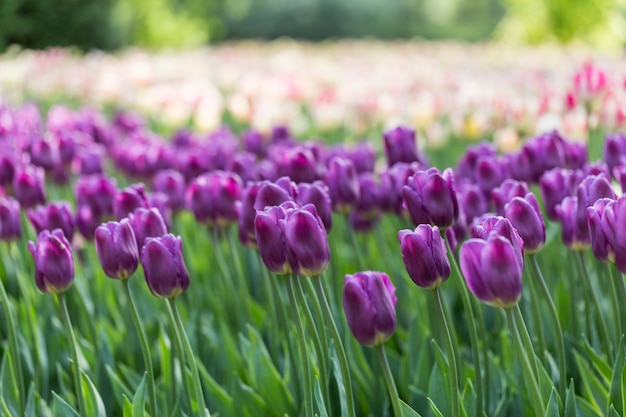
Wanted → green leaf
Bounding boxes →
[608,337,625,416]
[233,380,272,417]
[330,346,348,417]
[401,399,423,417]
[581,338,612,384]
[106,365,134,409]
[81,371,107,417]
[428,339,450,417]
[564,379,577,417]
[313,377,330,417]
[132,373,148,417]
[545,388,560,417]
[608,404,621,417]
[428,397,445,417]
[574,351,609,413]
[197,361,234,417]
[123,395,133,417]
[51,392,81,417]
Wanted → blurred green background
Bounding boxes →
[0,0,625,50]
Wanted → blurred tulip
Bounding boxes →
[398,225,450,289]
[185,171,243,227]
[402,168,459,228]
[326,156,360,214]
[0,197,21,241]
[128,208,168,255]
[28,229,74,294]
[114,183,149,221]
[142,234,190,298]
[27,201,75,241]
[504,193,546,254]
[94,220,139,280]
[13,164,46,208]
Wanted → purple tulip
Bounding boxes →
[153,169,186,213]
[284,204,330,276]
[398,225,450,289]
[383,125,426,167]
[114,183,149,221]
[379,162,422,215]
[254,177,297,211]
[504,193,546,254]
[238,181,263,247]
[587,198,616,264]
[0,197,21,241]
[460,232,523,308]
[29,137,57,171]
[491,179,530,216]
[275,146,319,184]
[402,168,459,228]
[229,152,259,183]
[142,234,190,298]
[28,229,74,294]
[326,156,360,214]
[470,216,524,265]
[576,174,616,239]
[457,181,489,224]
[75,204,101,240]
[94,220,139,280]
[27,201,75,241]
[243,129,266,156]
[297,181,332,231]
[128,208,168,255]
[75,173,117,218]
[13,164,46,208]
[596,197,626,272]
[343,271,397,346]
[555,196,590,250]
[185,171,243,227]
[0,153,16,186]
[539,168,581,221]
[348,211,381,233]
[76,144,105,175]
[254,204,292,275]
[604,132,626,172]
[456,142,498,182]
[475,155,508,192]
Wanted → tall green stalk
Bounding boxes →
[313,276,356,417]
[165,298,192,414]
[286,275,313,417]
[0,279,25,417]
[168,299,210,417]
[58,293,87,417]
[513,305,539,380]
[529,254,566,403]
[444,238,484,417]
[433,287,460,417]
[576,252,612,355]
[376,344,403,417]
[506,308,545,417]
[122,280,157,416]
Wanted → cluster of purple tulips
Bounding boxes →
[2,97,626,417]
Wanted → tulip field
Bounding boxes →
[2,41,626,417]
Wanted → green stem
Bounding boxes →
[525,269,546,359]
[608,265,623,344]
[513,305,539,380]
[375,344,403,417]
[433,287,460,417]
[286,276,313,417]
[168,299,209,417]
[58,293,87,417]
[529,255,567,404]
[209,230,243,329]
[165,298,192,414]
[576,252,612,356]
[294,278,330,409]
[617,271,626,341]
[313,276,356,417]
[122,280,158,416]
[445,238,484,417]
[506,308,545,417]
[0,279,25,417]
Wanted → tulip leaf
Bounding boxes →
[330,346,348,417]
[608,337,625,416]
[581,337,613,384]
[233,380,272,417]
[564,379,577,417]
[197,360,235,417]
[132,373,147,417]
[105,365,134,409]
[462,378,477,417]
[313,376,330,417]
[428,339,451,417]
[574,351,609,413]
[0,352,19,417]
[81,371,107,417]
[51,391,81,417]
[427,397,445,417]
[609,404,620,417]
[546,388,560,417]
[123,395,133,417]
[401,399,423,417]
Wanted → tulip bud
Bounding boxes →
[153,169,186,212]
[576,174,616,239]
[598,197,626,273]
[128,208,168,255]
[114,183,149,220]
[539,168,581,221]
[185,171,243,227]
[460,235,523,308]
[383,125,425,167]
[27,201,75,241]
[254,177,297,211]
[326,157,360,214]
[94,220,139,279]
[504,193,546,254]
[275,146,319,184]
[75,173,117,218]
[491,179,530,217]
[142,234,190,298]
[587,198,616,263]
[402,168,459,228]
[284,204,330,276]
[343,271,397,346]
[555,196,589,250]
[13,164,46,208]
[398,225,450,289]
[297,181,332,231]
[255,204,291,275]
[0,197,21,241]
[28,229,75,294]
